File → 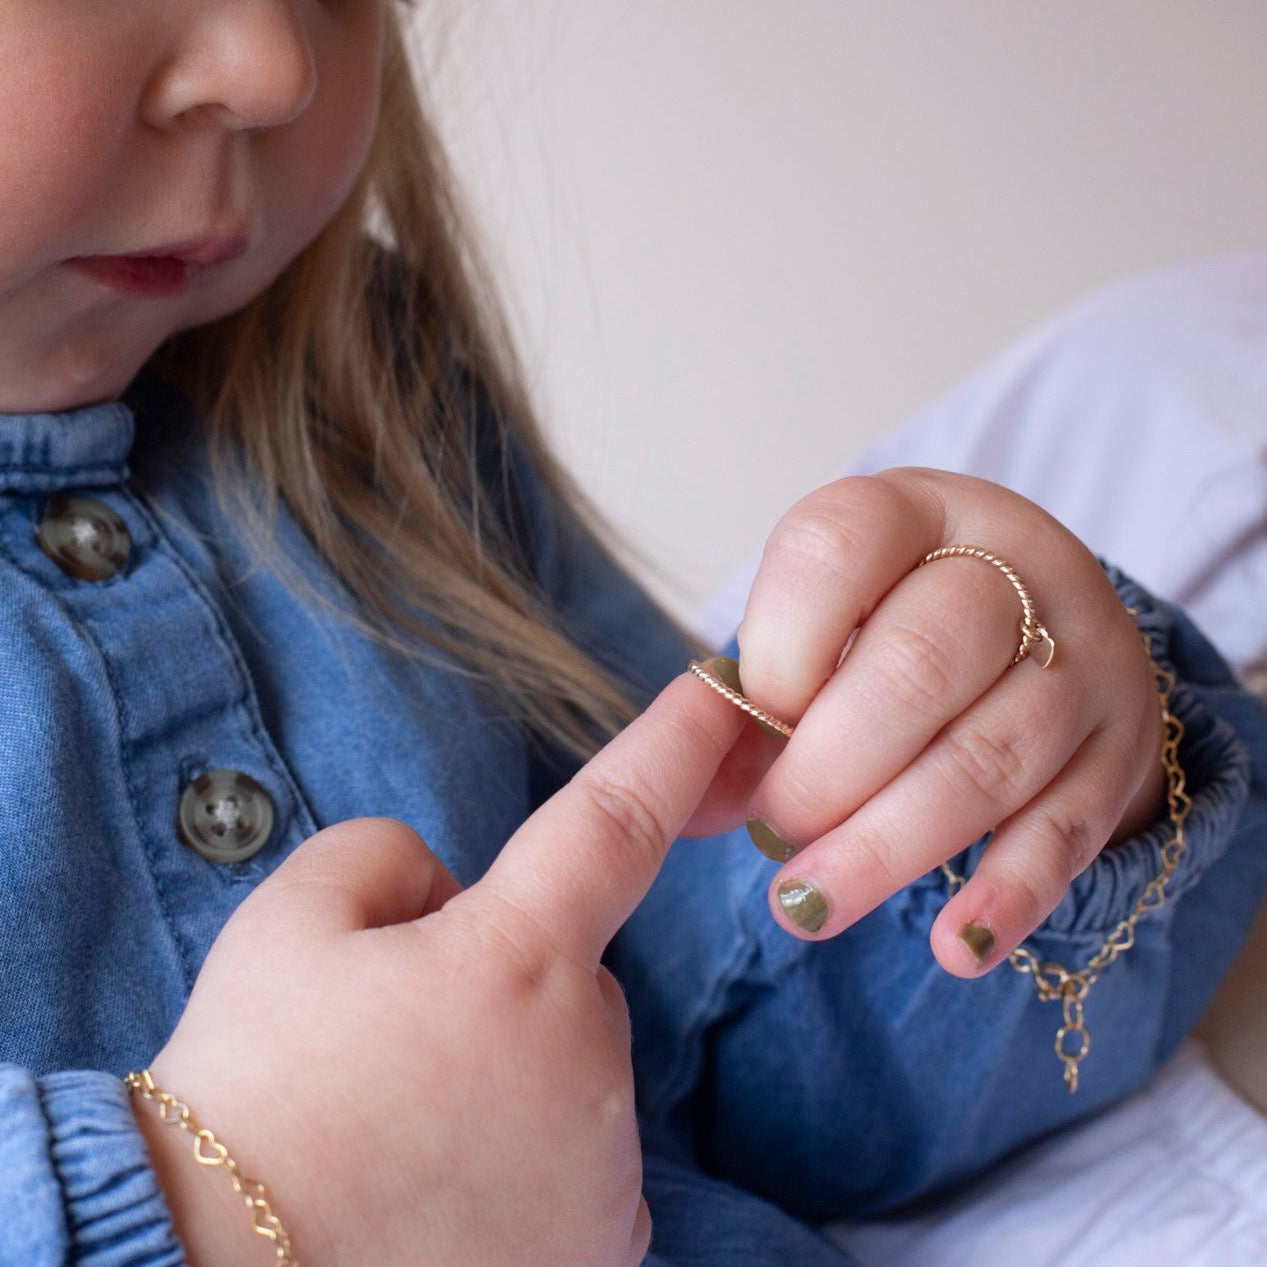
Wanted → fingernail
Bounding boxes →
[709,656,743,692]
[777,879,828,934]
[959,922,996,966]
[747,818,797,863]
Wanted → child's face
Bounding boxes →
[0,0,386,413]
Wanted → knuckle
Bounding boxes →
[841,821,907,895]
[868,621,960,716]
[765,508,867,587]
[1001,865,1051,935]
[299,816,426,879]
[1035,803,1105,878]
[767,760,827,831]
[360,815,431,870]
[825,471,917,522]
[467,894,560,986]
[670,702,729,767]
[940,723,1029,806]
[577,773,670,869]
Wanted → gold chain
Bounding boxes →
[940,632,1191,1092]
[125,1069,298,1265]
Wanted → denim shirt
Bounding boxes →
[0,377,1264,1267]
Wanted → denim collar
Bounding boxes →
[0,401,134,493]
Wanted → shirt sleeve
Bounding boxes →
[0,1066,184,1266]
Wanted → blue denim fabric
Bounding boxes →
[0,376,1264,1266]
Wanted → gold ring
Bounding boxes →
[687,660,795,738]
[917,545,1055,668]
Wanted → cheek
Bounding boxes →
[263,40,383,252]
[0,44,130,268]
[304,97,380,228]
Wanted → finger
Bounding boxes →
[595,964,635,1046]
[931,724,1159,978]
[767,667,1089,938]
[475,670,746,966]
[736,474,941,721]
[629,1197,653,1267]
[745,553,1023,853]
[681,720,784,838]
[236,817,464,939]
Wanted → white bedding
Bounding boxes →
[827,1041,1267,1266]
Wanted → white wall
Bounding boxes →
[411,2,1267,622]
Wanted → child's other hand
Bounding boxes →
[137,675,747,1267]
[689,468,1164,975]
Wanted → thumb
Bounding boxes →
[474,669,746,965]
[680,721,785,838]
[234,816,464,940]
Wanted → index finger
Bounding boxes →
[737,473,941,721]
[475,668,746,966]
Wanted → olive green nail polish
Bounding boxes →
[709,656,743,693]
[959,922,996,965]
[777,880,828,934]
[747,818,797,863]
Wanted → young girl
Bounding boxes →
[1,6,1263,1266]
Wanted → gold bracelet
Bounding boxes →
[125,1069,298,1265]
[940,629,1191,1093]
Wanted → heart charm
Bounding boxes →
[193,1130,228,1167]
[1030,628,1056,669]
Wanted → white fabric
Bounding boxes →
[826,1041,1267,1267]
[698,252,1267,674]
[696,253,1267,1264]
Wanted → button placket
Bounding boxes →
[27,483,317,980]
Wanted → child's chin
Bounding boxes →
[8,337,152,414]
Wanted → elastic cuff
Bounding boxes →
[1037,566,1253,938]
[41,1069,184,1267]
[1042,668,1249,938]
[0,1069,67,1267]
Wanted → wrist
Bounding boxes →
[128,1069,291,1267]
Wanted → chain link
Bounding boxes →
[125,1069,298,1265]
[940,630,1190,1092]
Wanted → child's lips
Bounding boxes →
[68,254,196,298]
[66,233,249,299]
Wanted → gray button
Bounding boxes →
[37,495,132,581]
[178,770,275,864]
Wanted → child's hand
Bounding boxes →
[689,468,1164,975]
[136,674,747,1267]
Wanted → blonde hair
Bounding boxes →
[159,6,649,761]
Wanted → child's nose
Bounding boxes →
[142,0,317,133]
